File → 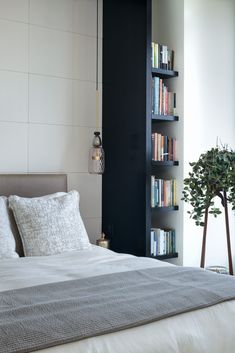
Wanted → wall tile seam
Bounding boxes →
[0,69,103,84]
[28,122,102,128]
[83,217,101,220]
[0,172,92,175]
[30,23,103,40]
[0,17,103,39]
[27,0,31,173]
[0,121,102,129]
[0,17,27,25]
[28,72,103,84]
[68,172,101,175]
[26,170,101,174]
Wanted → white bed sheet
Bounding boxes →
[1,246,235,353]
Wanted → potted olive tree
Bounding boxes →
[182,145,235,275]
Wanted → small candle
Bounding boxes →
[96,233,110,249]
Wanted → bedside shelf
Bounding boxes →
[152,68,179,79]
[151,206,179,211]
[152,114,179,122]
[103,1,180,260]
[152,252,178,260]
[152,161,179,166]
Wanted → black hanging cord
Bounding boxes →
[96,0,99,91]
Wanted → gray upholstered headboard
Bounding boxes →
[0,174,67,197]
[0,174,67,256]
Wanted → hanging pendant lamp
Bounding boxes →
[88,0,105,174]
[88,131,105,174]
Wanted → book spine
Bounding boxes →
[164,135,168,161]
[151,230,158,257]
[162,45,168,69]
[169,230,172,254]
[161,135,164,161]
[158,179,161,207]
[157,133,161,161]
[167,48,171,71]
[163,85,166,115]
[159,79,163,114]
[153,43,155,67]
[154,231,157,256]
[154,132,158,161]
[155,229,159,255]
[168,137,172,161]
[159,229,165,255]
[163,230,166,255]
[154,77,159,115]
[172,229,176,253]
[167,180,170,206]
[151,42,155,68]
[171,50,174,70]
[151,176,155,207]
[159,44,163,68]
[161,179,164,207]
[173,179,177,206]
[151,133,154,160]
[151,78,154,114]
[155,43,159,69]
[166,231,170,254]
[165,86,168,115]
[150,230,154,256]
[168,92,173,115]
[173,92,177,115]
[156,177,159,207]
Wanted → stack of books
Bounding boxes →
[150,228,176,256]
[151,133,177,161]
[151,177,176,208]
[151,42,175,70]
[152,77,176,116]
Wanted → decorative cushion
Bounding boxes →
[9,192,66,257]
[0,196,19,259]
[9,190,91,256]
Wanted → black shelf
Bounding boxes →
[152,67,178,79]
[152,252,178,260]
[103,0,180,260]
[152,160,179,166]
[152,114,179,122]
[152,206,179,211]
[103,0,152,257]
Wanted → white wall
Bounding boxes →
[152,0,235,269]
[152,0,184,265]
[184,0,235,268]
[0,0,102,244]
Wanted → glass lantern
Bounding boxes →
[88,132,105,174]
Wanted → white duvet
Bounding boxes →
[1,245,235,353]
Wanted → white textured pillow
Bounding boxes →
[9,190,91,256]
[0,196,19,259]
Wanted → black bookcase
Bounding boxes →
[102,0,178,258]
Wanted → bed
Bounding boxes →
[0,174,235,353]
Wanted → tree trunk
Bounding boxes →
[200,207,209,268]
[223,191,233,275]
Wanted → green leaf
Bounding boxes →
[182,143,235,227]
